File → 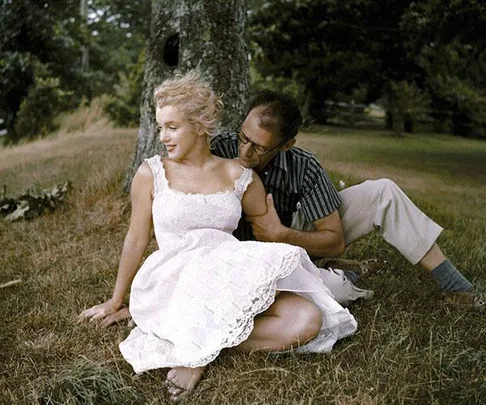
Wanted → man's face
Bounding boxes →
[237,108,286,172]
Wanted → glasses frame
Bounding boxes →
[237,130,284,157]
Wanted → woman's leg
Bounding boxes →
[237,292,322,353]
[164,293,319,399]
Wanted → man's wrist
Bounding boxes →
[275,225,293,243]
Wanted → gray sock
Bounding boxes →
[343,270,360,285]
[431,259,473,293]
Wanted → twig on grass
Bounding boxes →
[0,278,22,288]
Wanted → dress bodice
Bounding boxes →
[145,155,253,244]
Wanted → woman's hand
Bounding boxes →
[77,299,124,326]
[100,307,132,328]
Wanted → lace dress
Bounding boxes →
[119,155,357,373]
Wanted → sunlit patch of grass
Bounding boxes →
[55,97,113,136]
[1,118,485,404]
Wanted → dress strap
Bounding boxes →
[234,168,253,199]
[145,155,168,195]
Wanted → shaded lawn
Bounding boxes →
[1,123,485,404]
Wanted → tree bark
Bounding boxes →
[124,0,250,190]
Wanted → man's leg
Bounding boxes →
[236,292,322,352]
[291,206,373,305]
[338,179,474,294]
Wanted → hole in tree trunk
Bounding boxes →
[164,34,179,66]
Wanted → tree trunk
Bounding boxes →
[124,0,250,190]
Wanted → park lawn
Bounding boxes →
[1,119,485,404]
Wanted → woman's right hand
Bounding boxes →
[77,299,123,325]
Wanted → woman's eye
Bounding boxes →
[169,126,177,130]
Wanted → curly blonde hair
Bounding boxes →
[154,70,223,138]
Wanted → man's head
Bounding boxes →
[238,90,303,171]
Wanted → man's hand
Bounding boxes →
[246,194,286,242]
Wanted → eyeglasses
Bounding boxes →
[237,131,284,157]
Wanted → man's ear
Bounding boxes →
[281,138,296,151]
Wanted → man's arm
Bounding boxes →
[247,193,345,258]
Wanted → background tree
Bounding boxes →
[124,0,251,189]
[250,0,485,137]
[0,0,151,143]
[0,0,81,142]
[401,0,486,137]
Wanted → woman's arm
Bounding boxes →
[78,162,154,324]
[241,170,268,217]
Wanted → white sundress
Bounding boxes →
[119,155,357,373]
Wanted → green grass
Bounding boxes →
[1,116,485,404]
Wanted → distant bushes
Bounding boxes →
[103,49,145,128]
[429,76,486,139]
[13,76,69,141]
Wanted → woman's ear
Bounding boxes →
[195,123,206,137]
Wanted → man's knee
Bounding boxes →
[365,178,398,194]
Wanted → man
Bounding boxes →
[210,89,482,308]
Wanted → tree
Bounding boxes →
[401,0,486,137]
[0,0,81,142]
[124,0,251,189]
[249,0,417,122]
[0,0,151,143]
[250,0,485,136]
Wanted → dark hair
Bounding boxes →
[247,90,303,142]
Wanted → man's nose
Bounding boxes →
[240,141,254,157]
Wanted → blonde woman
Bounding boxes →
[78,71,357,400]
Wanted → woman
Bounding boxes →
[78,71,357,401]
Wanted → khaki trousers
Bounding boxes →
[291,178,443,305]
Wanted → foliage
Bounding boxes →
[428,75,486,138]
[12,60,73,141]
[0,0,82,142]
[383,80,431,135]
[249,0,415,122]
[0,182,70,222]
[103,49,146,127]
[0,0,150,142]
[401,1,486,137]
[249,0,486,137]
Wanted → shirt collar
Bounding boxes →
[265,149,289,173]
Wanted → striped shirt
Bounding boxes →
[211,131,342,241]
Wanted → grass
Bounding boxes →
[1,111,485,404]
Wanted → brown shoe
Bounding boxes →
[443,291,486,310]
[314,257,393,278]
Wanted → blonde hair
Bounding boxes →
[153,70,223,138]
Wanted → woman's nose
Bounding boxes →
[159,129,169,142]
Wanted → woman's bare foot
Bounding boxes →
[165,366,205,401]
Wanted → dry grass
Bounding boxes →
[1,114,485,404]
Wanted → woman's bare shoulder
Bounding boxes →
[135,161,154,179]
[214,156,246,179]
[131,161,154,194]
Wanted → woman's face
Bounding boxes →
[156,105,198,160]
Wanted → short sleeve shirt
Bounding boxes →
[210,131,342,241]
